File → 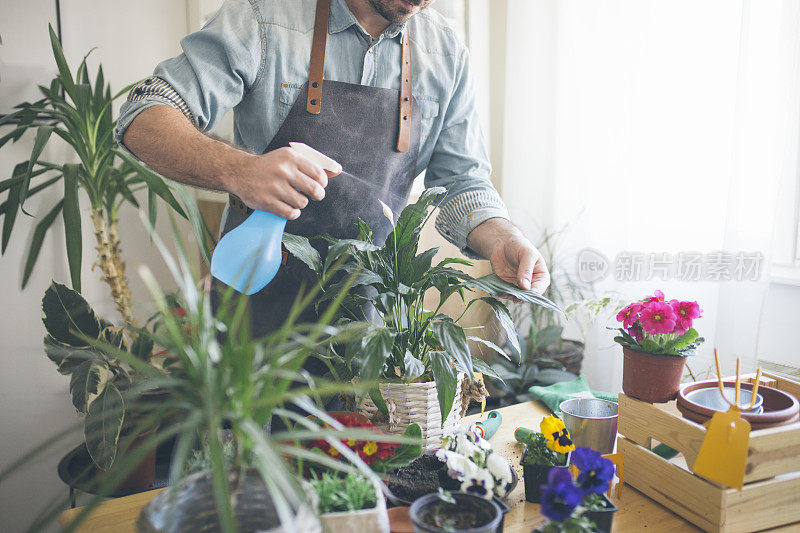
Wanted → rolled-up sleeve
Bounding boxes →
[115,0,264,150]
[425,47,509,257]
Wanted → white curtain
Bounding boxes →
[496,0,800,391]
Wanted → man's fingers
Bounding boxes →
[531,269,551,294]
[278,183,309,211]
[262,199,301,220]
[291,151,329,187]
[289,172,325,201]
[517,250,536,291]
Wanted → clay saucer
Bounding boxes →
[677,380,800,430]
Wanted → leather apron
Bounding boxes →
[217,0,422,365]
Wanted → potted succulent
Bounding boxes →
[517,415,574,503]
[614,290,704,403]
[0,24,210,324]
[409,490,505,533]
[40,281,167,490]
[284,187,561,445]
[535,447,617,533]
[311,471,390,533]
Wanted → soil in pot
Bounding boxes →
[622,348,686,403]
[521,448,570,504]
[411,493,500,532]
[386,454,446,503]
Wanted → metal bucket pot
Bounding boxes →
[559,398,618,454]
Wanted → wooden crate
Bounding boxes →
[617,372,800,533]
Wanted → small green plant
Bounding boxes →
[311,471,377,514]
[284,187,561,421]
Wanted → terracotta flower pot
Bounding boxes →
[621,348,686,403]
[94,427,158,493]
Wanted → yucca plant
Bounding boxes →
[0,24,210,324]
[283,187,563,422]
[3,214,421,532]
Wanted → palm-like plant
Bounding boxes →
[283,187,562,422]
[0,24,210,324]
[4,215,420,532]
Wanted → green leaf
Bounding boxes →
[429,350,457,425]
[20,126,54,210]
[44,335,101,375]
[535,325,564,351]
[408,247,439,285]
[69,359,109,413]
[100,326,129,352]
[2,163,25,253]
[403,350,425,380]
[41,281,101,346]
[385,187,445,279]
[367,387,389,415]
[130,333,154,361]
[477,297,520,358]
[382,423,422,470]
[84,383,124,471]
[62,164,82,291]
[172,182,214,265]
[21,200,63,288]
[116,149,187,218]
[359,328,395,385]
[283,232,322,274]
[471,356,504,382]
[467,336,508,359]
[49,24,77,103]
[667,328,699,351]
[94,64,106,103]
[465,274,563,315]
[431,318,473,380]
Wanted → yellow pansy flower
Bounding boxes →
[540,415,575,454]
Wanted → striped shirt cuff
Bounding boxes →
[114,77,195,152]
[435,189,509,259]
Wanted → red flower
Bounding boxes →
[639,301,677,335]
[647,290,665,303]
[616,303,643,329]
[670,300,702,333]
[305,415,398,467]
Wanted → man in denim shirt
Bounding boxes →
[117,0,550,333]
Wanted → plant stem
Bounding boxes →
[90,209,137,325]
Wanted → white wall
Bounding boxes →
[0,1,189,530]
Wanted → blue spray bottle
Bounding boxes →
[210,143,341,295]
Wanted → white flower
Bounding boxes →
[456,433,483,461]
[486,452,513,496]
[378,199,395,227]
[436,449,476,481]
[460,467,495,500]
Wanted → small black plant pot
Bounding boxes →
[584,494,618,533]
[521,448,571,504]
[409,492,506,533]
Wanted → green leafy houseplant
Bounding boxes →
[283,187,561,424]
[0,24,210,324]
[40,281,167,471]
[5,215,422,532]
[311,471,378,514]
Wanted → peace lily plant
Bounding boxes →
[0,24,209,324]
[283,187,562,426]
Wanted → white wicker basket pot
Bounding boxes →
[357,375,466,448]
[319,478,390,533]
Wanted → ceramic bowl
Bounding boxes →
[677,380,800,430]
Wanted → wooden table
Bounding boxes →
[59,401,800,532]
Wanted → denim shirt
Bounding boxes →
[115,0,508,253]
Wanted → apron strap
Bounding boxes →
[397,29,412,153]
[307,0,412,152]
[307,0,330,115]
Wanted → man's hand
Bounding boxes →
[466,218,551,293]
[227,147,333,220]
[122,106,333,220]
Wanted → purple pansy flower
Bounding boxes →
[539,468,583,521]
[571,447,615,495]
